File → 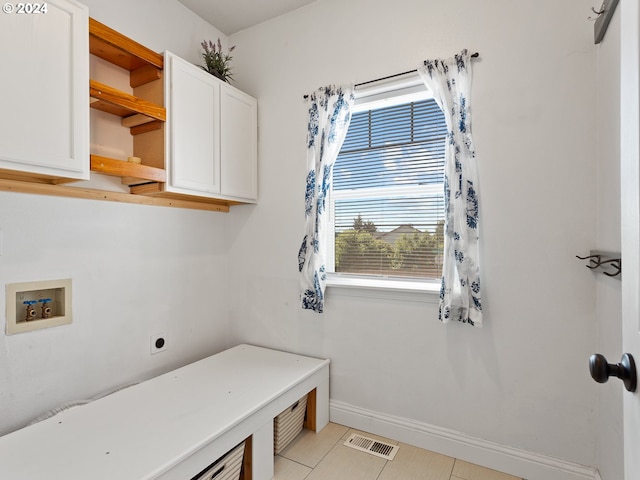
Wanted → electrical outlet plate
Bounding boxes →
[5,279,72,335]
[150,333,167,354]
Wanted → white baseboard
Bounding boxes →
[330,400,599,480]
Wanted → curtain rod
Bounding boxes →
[355,52,479,88]
[303,52,479,99]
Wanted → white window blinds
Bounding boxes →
[330,96,446,279]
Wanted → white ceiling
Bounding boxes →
[177,0,317,35]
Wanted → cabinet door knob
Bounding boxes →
[589,353,637,392]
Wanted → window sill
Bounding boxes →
[325,273,440,304]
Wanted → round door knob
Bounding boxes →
[589,353,637,392]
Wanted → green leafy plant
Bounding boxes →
[200,39,235,82]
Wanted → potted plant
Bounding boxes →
[200,39,235,83]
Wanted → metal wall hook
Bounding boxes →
[588,2,606,21]
[576,253,601,269]
[599,258,622,277]
[576,251,621,278]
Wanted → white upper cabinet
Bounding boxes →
[220,84,258,201]
[166,52,221,195]
[165,51,257,203]
[0,0,89,181]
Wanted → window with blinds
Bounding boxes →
[328,88,446,280]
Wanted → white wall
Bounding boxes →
[0,0,232,436]
[594,7,623,480]
[228,0,599,471]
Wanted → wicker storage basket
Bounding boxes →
[273,394,308,454]
[191,441,244,480]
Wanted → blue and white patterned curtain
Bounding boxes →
[298,85,355,313]
[418,50,483,327]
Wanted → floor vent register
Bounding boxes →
[343,433,399,460]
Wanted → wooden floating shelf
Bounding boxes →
[89,17,163,88]
[90,155,166,185]
[130,182,245,207]
[0,167,79,185]
[129,120,162,136]
[0,178,229,212]
[122,114,156,128]
[90,80,166,122]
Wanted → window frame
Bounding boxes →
[325,73,444,296]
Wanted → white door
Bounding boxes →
[621,1,640,479]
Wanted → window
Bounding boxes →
[326,75,446,288]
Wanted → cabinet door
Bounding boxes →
[220,84,258,201]
[166,52,220,195]
[0,0,89,180]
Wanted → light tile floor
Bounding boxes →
[274,423,522,480]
